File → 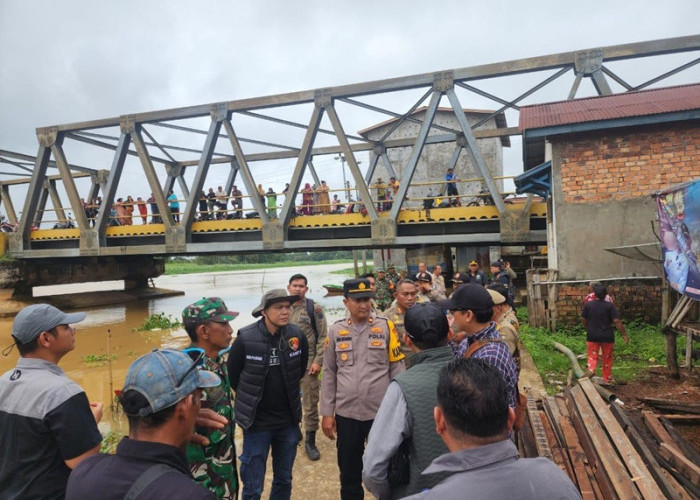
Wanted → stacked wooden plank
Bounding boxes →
[519,378,699,499]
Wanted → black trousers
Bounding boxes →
[336,415,374,500]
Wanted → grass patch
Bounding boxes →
[135,313,182,331]
[81,353,117,364]
[330,266,374,277]
[519,307,674,394]
[165,259,352,275]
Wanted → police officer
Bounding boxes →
[320,278,405,500]
[384,279,420,366]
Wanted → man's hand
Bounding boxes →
[308,362,321,376]
[90,402,104,423]
[196,408,227,429]
[190,408,228,446]
[321,415,336,440]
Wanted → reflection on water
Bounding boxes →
[0,263,350,426]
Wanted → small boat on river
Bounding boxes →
[323,284,344,296]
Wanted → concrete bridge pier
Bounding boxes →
[1,255,165,298]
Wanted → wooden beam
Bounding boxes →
[659,443,700,485]
[579,379,666,500]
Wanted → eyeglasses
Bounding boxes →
[178,348,205,388]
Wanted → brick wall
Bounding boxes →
[557,122,700,204]
[555,279,663,326]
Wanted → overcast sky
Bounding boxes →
[0,0,698,216]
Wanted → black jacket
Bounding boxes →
[228,319,308,430]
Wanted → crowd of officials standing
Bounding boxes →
[0,260,591,500]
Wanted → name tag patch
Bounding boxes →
[246,355,263,361]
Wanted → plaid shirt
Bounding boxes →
[451,322,518,408]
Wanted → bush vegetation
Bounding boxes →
[135,313,182,331]
[165,251,354,275]
[519,307,676,394]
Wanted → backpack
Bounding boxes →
[464,339,527,431]
[306,298,319,343]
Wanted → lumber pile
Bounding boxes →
[518,378,699,499]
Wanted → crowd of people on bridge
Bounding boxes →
[66,167,505,230]
[0,252,592,500]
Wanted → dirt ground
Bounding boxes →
[612,367,700,452]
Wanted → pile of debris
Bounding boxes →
[518,378,699,499]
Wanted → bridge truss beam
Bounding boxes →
[2,34,698,258]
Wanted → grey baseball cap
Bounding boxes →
[122,348,220,417]
[12,304,86,344]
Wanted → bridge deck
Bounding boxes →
[28,203,546,241]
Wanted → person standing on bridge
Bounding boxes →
[168,190,181,223]
[137,196,149,224]
[231,186,243,219]
[0,304,104,499]
[318,180,331,215]
[445,168,459,205]
[287,274,328,461]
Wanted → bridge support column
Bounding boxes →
[262,220,285,250]
[5,256,165,298]
[371,218,397,245]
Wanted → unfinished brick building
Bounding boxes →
[518,84,700,326]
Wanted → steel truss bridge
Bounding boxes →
[2,35,699,259]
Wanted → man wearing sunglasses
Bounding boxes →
[442,285,518,409]
[0,304,103,499]
[227,289,309,500]
[182,297,240,499]
[66,349,220,499]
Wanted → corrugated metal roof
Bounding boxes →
[519,84,700,131]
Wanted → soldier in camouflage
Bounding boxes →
[183,297,240,500]
[386,264,401,289]
[374,267,393,311]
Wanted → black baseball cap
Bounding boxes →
[404,302,448,343]
[440,284,494,311]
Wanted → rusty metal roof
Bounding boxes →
[519,84,700,131]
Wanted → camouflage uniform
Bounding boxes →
[186,352,238,500]
[387,269,400,289]
[375,276,393,311]
[182,297,239,500]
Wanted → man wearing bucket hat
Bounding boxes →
[66,348,219,499]
[182,298,240,499]
[321,278,405,500]
[227,289,308,500]
[0,304,103,499]
[363,302,454,499]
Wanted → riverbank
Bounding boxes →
[165,258,354,275]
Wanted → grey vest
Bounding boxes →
[393,346,453,498]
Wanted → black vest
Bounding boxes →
[233,320,305,430]
[393,346,454,498]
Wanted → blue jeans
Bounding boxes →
[240,424,298,500]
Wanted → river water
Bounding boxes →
[0,263,351,428]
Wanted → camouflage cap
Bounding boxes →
[182,297,239,325]
[375,266,385,273]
